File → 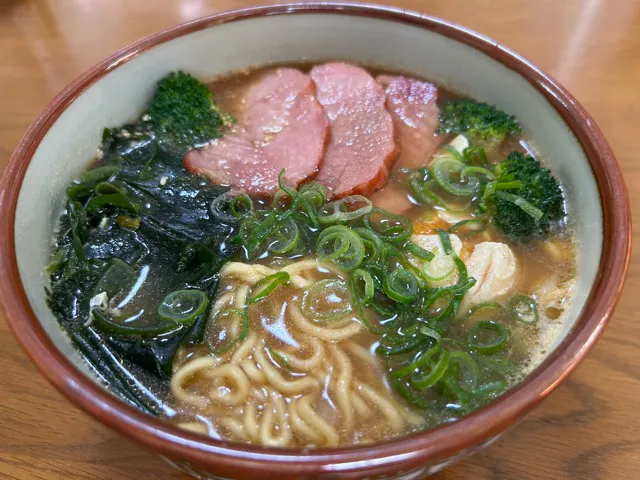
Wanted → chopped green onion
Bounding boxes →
[409,171,445,207]
[508,295,539,325]
[297,182,326,209]
[351,269,374,305]
[205,307,248,354]
[392,377,436,410]
[436,229,454,255]
[495,191,544,221]
[158,289,209,325]
[392,343,441,379]
[447,218,488,238]
[278,169,298,199]
[422,251,455,282]
[210,190,254,223]
[461,166,495,182]
[268,218,300,254]
[318,195,373,225]
[468,321,509,354]
[353,227,384,264]
[349,270,382,333]
[266,346,291,370]
[431,156,480,197]
[302,279,352,322]
[481,180,522,206]
[245,208,295,256]
[249,272,290,304]
[405,241,435,261]
[383,268,419,303]
[364,208,413,245]
[448,351,479,391]
[472,380,508,400]
[465,302,503,319]
[316,225,365,271]
[411,349,451,389]
[419,326,442,343]
[67,183,92,201]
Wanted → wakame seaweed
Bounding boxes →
[47,76,236,413]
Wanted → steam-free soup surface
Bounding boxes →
[46,62,576,448]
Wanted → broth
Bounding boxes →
[46,62,577,449]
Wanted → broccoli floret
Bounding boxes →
[147,71,226,151]
[484,152,564,240]
[438,99,521,145]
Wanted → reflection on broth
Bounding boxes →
[46,62,576,449]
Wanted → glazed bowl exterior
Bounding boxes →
[0,3,631,479]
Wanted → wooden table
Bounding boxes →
[1,1,638,478]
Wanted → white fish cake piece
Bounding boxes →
[464,242,518,306]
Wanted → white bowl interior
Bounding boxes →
[14,12,602,381]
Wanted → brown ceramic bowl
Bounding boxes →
[0,3,631,479]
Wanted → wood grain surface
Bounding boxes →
[0,1,638,478]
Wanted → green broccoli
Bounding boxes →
[438,99,521,145]
[147,71,227,151]
[482,152,565,240]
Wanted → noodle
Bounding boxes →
[275,336,325,371]
[205,364,250,405]
[289,304,363,341]
[328,345,354,433]
[170,258,422,447]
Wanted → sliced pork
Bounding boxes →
[184,68,329,196]
[369,76,442,215]
[310,63,398,198]
[376,75,441,169]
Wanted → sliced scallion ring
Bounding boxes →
[383,268,419,303]
[205,307,248,354]
[210,190,253,223]
[391,343,441,379]
[277,169,297,199]
[158,289,209,325]
[431,156,480,197]
[468,321,509,354]
[316,225,365,271]
[422,251,455,281]
[364,208,413,245]
[448,351,480,391]
[447,218,488,238]
[495,191,544,221]
[301,279,352,322]
[268,218,300,254]
[353,227,384,264]
[350,269,375,306]
[249,272,290,304]
[318,195,373,225]
[405,241,435,261]
[461,166,495,182]
[410,349,451,390]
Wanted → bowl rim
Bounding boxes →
[0,2,631,476]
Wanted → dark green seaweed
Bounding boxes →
[47,109,237,412]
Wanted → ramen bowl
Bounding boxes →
[0,3,630,479]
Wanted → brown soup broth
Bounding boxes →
[163,63,577,446]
